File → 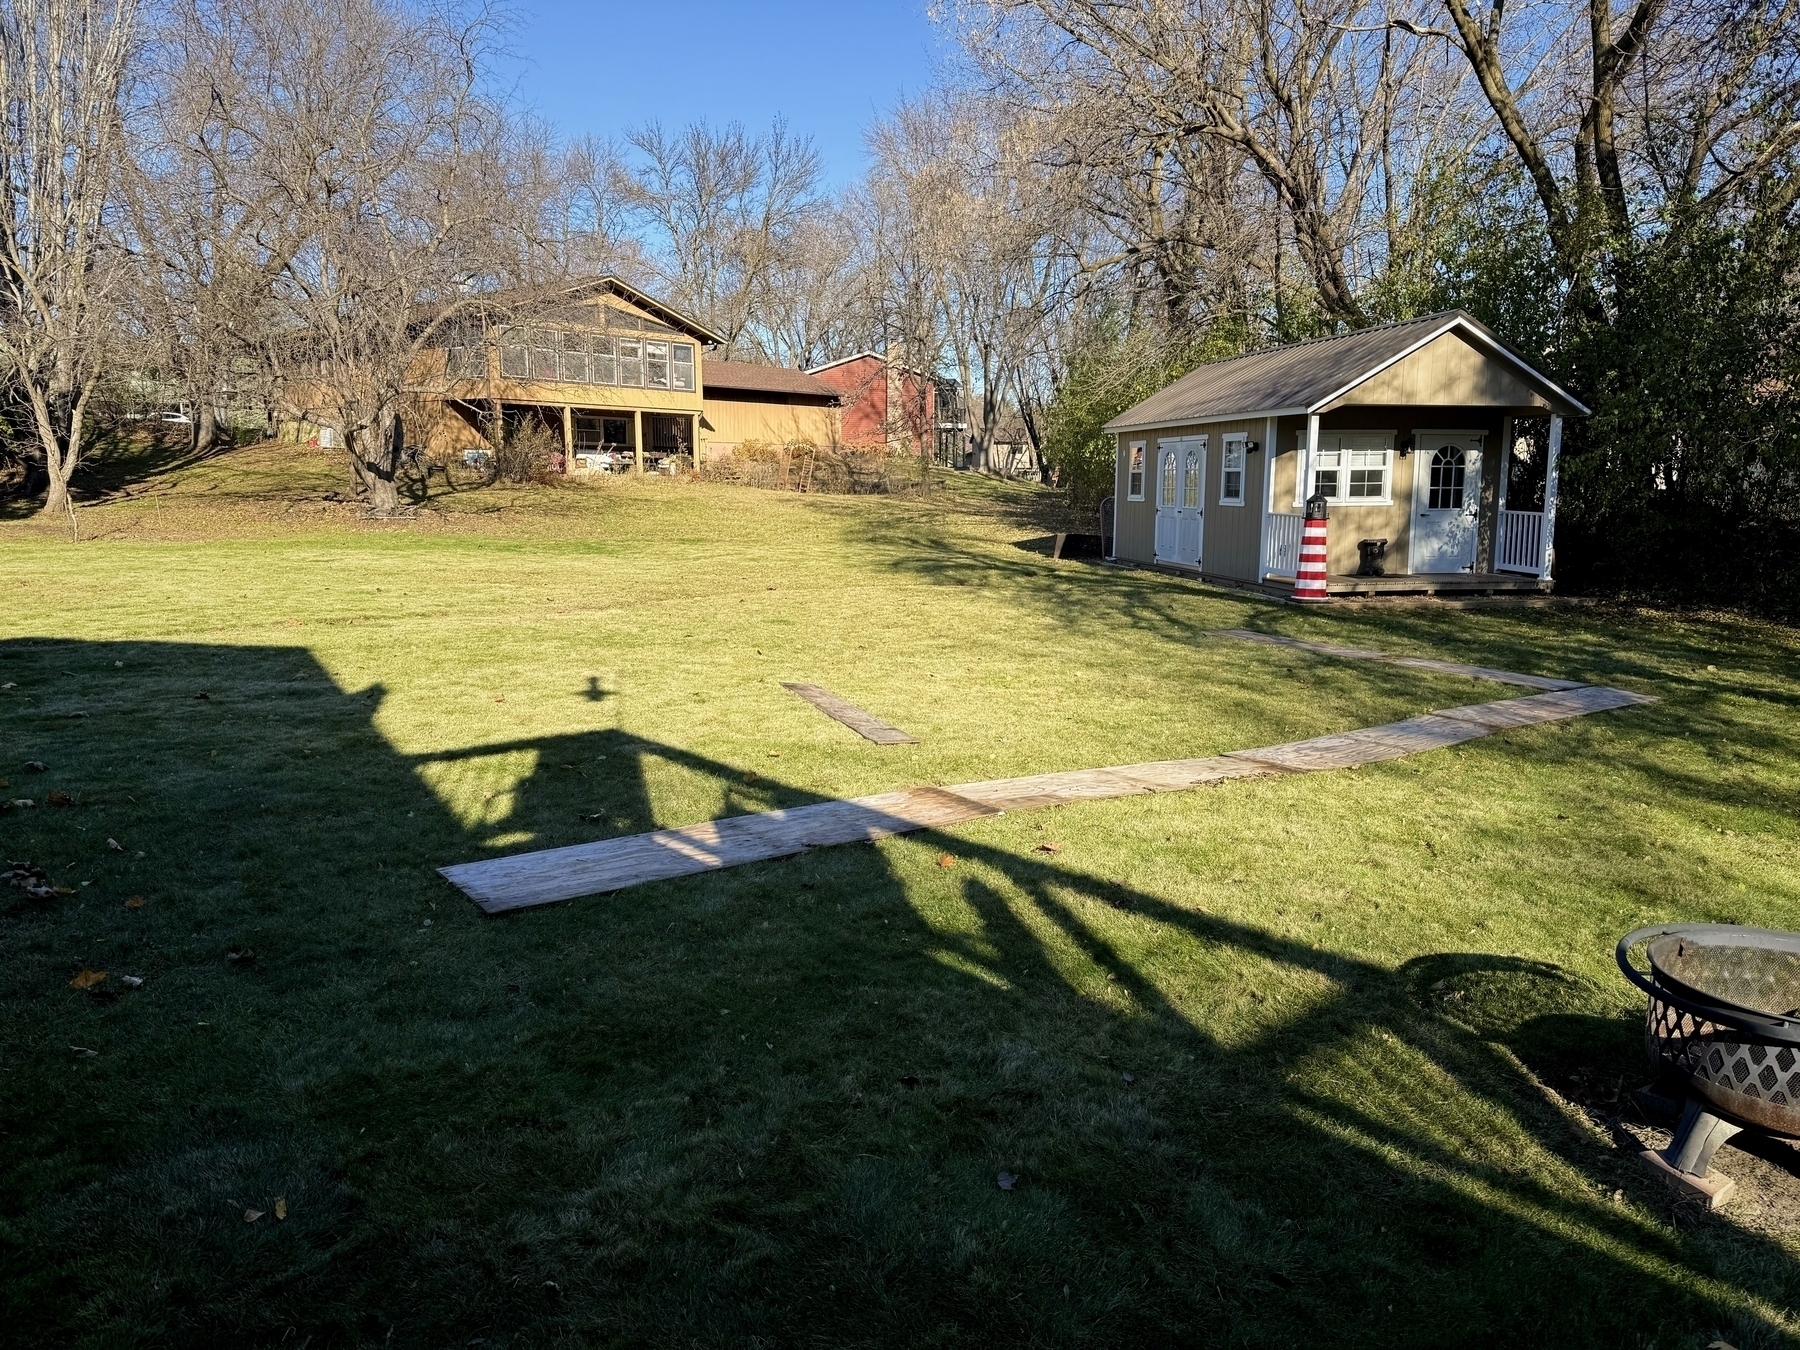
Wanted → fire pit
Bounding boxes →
[1616,923,1800,1206]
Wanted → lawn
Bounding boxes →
[3,441,1799,1348]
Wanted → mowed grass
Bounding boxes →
[2,442,1799,1348]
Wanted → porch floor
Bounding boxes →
[1267,571,1548,597]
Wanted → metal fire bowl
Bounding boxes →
[1617,924,1800,1138]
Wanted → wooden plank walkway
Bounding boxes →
[782,682,918,744]
[1208,629,1583,690]
[439,685,1656,913]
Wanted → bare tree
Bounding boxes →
[242,0,548,514]
[623,118,825,356]
[0,0,137,516]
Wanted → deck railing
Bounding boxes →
[1497,509,1545,576]
[1264,511,1303,577]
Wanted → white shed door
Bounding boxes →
[1412,434,1483,572]
[1155,437,1205,567]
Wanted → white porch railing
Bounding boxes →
[1264,511,1303,577]
[1497,509,1545,576]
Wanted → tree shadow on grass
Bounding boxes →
[0,635,1795,1349]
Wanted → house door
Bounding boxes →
[1412,434,1483,572]
[1154,438,1204,567]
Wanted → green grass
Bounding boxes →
[3,442,1799,1348]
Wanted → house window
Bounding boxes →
[529,329,558,381]
[1220,436,1245,505]
[1127,441,1145,500]
[644,340,670,389]
[559,338,588,383]
[445,326,485,379]
[500,328,528,379]
[672,343,695,391]
[618,338,643,386]
[591,336,617,385]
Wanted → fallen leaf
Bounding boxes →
[47,790,75,807]
[52,885,75,896]
[742,770,759,785]
[274,1197,287,1220]
[493,694,505,703]
[1122,1072,1136,1084]
[120,975,144,989]
[69,1045,97,1057]
[0,778,7,789]
[133,850,144,859]
[937,854,956,868]
[996,1171,1017,1191]
[1035,842,1063,854]
[66,711,87,719]
[107,837,123,851]
[227,949,256,965]
[10,799,35,809]
[69,969,107,990]
[767,750,781,757]
[1,682,16,689]
[244,1209,263,1222]
[124,895,144,908]
[24,761,46,771]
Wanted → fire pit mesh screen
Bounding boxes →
[1654,938,1800,1017]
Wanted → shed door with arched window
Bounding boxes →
[1412,433,1484,572]
[1154,436,1205,567]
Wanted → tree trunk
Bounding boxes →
[193,403,220,456]
[352,408,404,513]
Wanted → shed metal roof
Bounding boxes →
[1102,310,1588,433]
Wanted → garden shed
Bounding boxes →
[1103,310,1589,595]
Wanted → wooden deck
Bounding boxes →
[438,654,1657,912]
[1323,572,1547,597]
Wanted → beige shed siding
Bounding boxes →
[1325,330,1550,412]
[1196,418,1264,580]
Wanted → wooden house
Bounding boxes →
[1102,310,1589,595]
[807,352,938,455]
[407,277,836,472]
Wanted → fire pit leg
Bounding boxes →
[1636,1097,1741,1209]
[1664,1098,1741,1178]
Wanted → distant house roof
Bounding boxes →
[703,361,840,401]
[806,351,886,375]
[1103,310,1588,433]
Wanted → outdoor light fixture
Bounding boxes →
[1244,439,1260,454]
[1397,435,1414,457]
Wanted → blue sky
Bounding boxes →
[497,1,951,187]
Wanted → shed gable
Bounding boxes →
[1322,329,1551,411]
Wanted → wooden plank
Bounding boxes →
[1387,656,1583,691]
[1434,685,1658,729]
[1226,714,1491,772]
[1209,629,1390,660]
[952,756,1275,813]
[441,784,997,913]
[782,682,917,744]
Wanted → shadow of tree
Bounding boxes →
[0,634,1794,1348]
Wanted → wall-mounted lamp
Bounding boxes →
[1396,435,1414,458]
[1244,440,1261,454]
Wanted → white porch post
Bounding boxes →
[1541,414,1563,582]
[1257,414,1278,578]
[1295,413,1320,508]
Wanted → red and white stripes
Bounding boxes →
[1293,512,1330,602]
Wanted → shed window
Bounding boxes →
[1127,441,1145,500]
[1220,436,1245,505]
[672,343,695,391]
[1312,433,1392,503]
[1160,451,1178,506]
[1182,451,1200,508]
[1428,447,1467,509]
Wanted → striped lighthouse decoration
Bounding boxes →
[1293,492,1330,603]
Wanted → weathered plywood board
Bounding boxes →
[442,784,996,913]
[782,682,918,744]
[1210,629,1390,661]
[1226,714,1491,772]
[1209,628,1583,691]
[1434,685,1658,729]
